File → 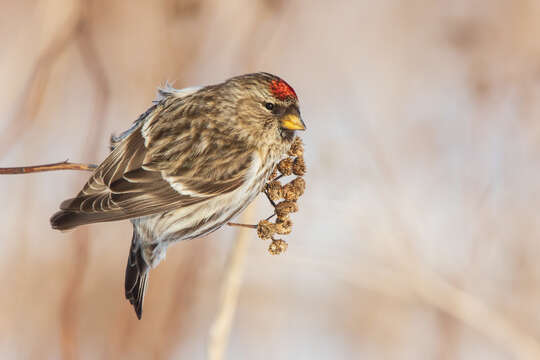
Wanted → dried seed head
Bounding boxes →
[275,217,293,235]
[257,220,276,240]
[275,200,298,218]
[282,177,305,201]
[277,157,294,176]
[292,156,306,176]
[291,177,306,196]
[268,239,288,255]
[266,180,283,201]
[282,183,300,201]
[257,136,305,255]
[288,137,304,157]
[282,183,298,201]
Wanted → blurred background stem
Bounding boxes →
[208,206,253,360]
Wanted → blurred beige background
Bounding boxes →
[2,0,540,359]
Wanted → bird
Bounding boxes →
[50,72,306,319]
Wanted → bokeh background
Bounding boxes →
[2,0,540,359]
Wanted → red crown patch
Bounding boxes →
[270,79,297,100]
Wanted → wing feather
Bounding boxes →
[56,95,256,227]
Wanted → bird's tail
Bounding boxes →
[125,230,150,320]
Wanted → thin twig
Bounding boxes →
[265,213,276,221]
[0,161,97,174]
[226,222,257,229]
[208,206,253,360]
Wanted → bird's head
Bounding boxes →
[223,73,306,143]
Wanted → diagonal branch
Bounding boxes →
[0,161,97,174]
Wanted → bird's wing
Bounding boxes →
[56,98,255,226]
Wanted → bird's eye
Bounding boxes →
[264,102,274,111]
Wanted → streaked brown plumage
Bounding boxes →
[50,72,305,319]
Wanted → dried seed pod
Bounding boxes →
[288,137,304,157]
[257,220,276,240]
[281,183,297,201]
[292,156,306,176]
[256,136,305,255]
[277,157,294,176]
[268,239,288,255]
[282,178,305,201]
[282,183,300,201]
[291,177,305,196]
[275,201,298,218]
[275,217,293,235]
[266,180,283,202]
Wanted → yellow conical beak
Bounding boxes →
[280,114,306,131]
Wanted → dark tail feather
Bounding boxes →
[125,230,150,320]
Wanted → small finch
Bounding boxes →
[50,73,306,319]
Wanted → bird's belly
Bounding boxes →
[138,182,261,244]
[134,154,277,245]
[166,195,255,241]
